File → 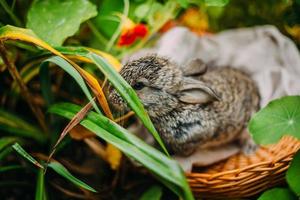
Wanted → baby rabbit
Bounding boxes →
[109,55,259,156]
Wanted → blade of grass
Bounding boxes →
[40,62,53,106]
[11,58,44,94]
[53,99,93,149]
[0,165,24,173]
[86,47,121,71]
[0,137,19,151]
[0,25,113,119]
[47,98,94,163]
[12,143,44,169]
[0,109,46,144]
[0,42,47,132]
[42,56,101,114]
[35,168,47,200]
[49,103,194,200]
[86,20,108,45]
[11,46,121,97]
[38,46,121,71]
[105,0,130,52]
[41,50,122,169]
[47,162,97,193]
[0,146,13,160]
[0,0,22,27]
[87,53,169,156]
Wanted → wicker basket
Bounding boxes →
[186,136,300,199]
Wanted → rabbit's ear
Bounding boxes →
[178,78,220,104]
[182,58,207,76]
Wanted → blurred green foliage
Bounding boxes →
[206,0,300,45]
[1,0,300,199]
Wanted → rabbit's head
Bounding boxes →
[109,55,219,118]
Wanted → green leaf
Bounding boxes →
[248,96,300,145]
[205,0,229,7]
[286,150,300,196]
[258,188,297,200]
[40,62,53,106]
[27,0,97,46]
[0,147,13,161]
[35,168,46,200]
[49,103,194,200]
[0,165,24,173]
[134,4,151,19]
[0,0,22,27]
[48,162,97,193]
[139,185,163,200]
[87,53,169,156]
[176,0,188,8]
[146,2,166,26]
[12,143,44,169]
[0,109,46,144]
[92,0,123,38]
[42,56,101,114]
[0,137,19,151]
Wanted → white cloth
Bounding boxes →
[125,25,300,171]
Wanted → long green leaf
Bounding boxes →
[42,56,101,114]
[35,168,46,200]
[0,165,24,173]
[87,53,169,156]
[40,62,53,106]
[0,109,46,144]
[49,103,194,200]
[12,143,44,169]
[48,162,97,193]
[0,146,13,161]
[0,137,19,151]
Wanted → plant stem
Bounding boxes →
[0,0,22,27]
[0,42,47,132]
[6,41,39,53]
[86,20,108,45]
[105,0,130,52]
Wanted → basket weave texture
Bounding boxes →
[186,136,300,199]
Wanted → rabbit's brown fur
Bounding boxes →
[109,55,259,155]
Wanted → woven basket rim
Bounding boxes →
[186,151,295,178]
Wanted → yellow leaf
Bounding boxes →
[285,25,300,41]
[114,13,136,35]
[70,125,95,140]
[179,8,209,35]
[86,48,122,71]
[0,25,113,119]
[1,25,123,169]
[105,143,122,170]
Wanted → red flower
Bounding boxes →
[117,23,148,46]
[133,24,148,37]
[118,31,137,46]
